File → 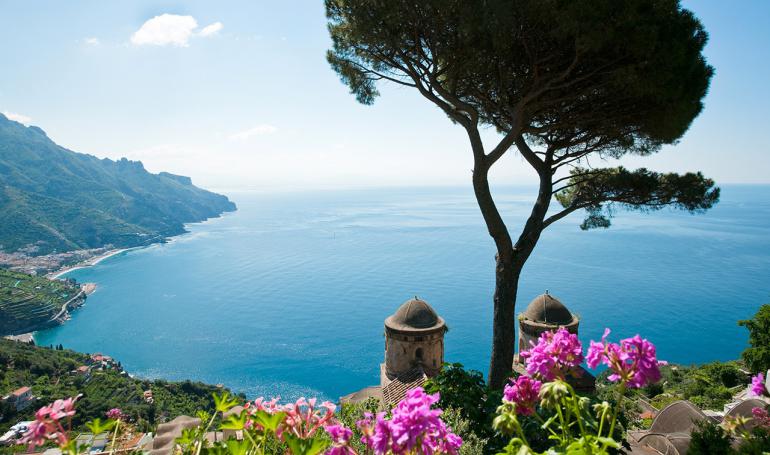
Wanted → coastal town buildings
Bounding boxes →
[87,353,122,372]
[0,247,114,276]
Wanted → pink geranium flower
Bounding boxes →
[750,373,767,397]
[19,396,80,449]
[324,424,355,455]
[503,375,542,416]
[520,327,584,381]
[105,408,124,420]
[19,420,50,448]
[245,396,336,440]
[49,397,77,420]
[587,329,662,388]
[752,406,770,428]
[356,388,462,455]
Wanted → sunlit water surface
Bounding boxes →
[36,186,770,400]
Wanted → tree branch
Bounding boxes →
[514,136,545,174]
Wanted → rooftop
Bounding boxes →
[11,386,30,396]
[385,297,445,332]
[521,291,575,325]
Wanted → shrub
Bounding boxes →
[700,361,745,388]
[688,420,732,455]
[739,304,770,374]
[735,426,770,454]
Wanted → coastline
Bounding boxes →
[48,248,132,279]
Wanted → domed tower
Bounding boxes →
[383,297,446,380]
[518,291,579,357]
[515,291,594,393]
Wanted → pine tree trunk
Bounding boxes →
[488,255,521,388]
[474,161,551,389]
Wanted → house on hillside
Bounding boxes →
[70,365,92,381]
[87,353,121,372]
[2,386,34,411]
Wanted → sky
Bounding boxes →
[1,0,769,191]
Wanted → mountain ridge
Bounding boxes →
[0,113,236,254]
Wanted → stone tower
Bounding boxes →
[517,291,580,356]
[382,297,446,381]
[515,291,594,393]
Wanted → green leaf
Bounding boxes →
[175,427,200,446]
[225,439,251,455]
[85,418,115,435]
[596,436,621,448]
[496,438,528,455]
[213,391,240,413]
[200,445,228,455]
[252,410,286,433]
[220,411,247,431]
[284,434,328,455]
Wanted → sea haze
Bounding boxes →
[35,185,770,401]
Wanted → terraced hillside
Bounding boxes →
[0,269,83,335]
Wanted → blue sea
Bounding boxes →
[35,185,770,401]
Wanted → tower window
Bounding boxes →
[415,348,424,359]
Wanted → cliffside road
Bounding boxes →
[51,290,85,323]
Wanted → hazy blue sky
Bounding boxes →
[1,1,768,191]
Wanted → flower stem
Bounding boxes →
[602,382,627,451]
[608,383,626,438]
[513,415,531,447]
[109,420,120,455]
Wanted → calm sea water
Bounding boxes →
[35,186,770,401]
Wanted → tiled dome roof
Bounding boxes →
[385,297,445,332]
[521,292,574,325]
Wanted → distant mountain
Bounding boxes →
[0,114,236,254]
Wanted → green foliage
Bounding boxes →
[603,361,749,413]
[739,304,770,374]
[326,0,713,146]
[283,435,327,455]
[735,427,770,454]
[175,394,326,455]
[336,398,379,454]
[424,363,488,433]
[424,363,507,453]
[494,379,625,455]
[685,410,770,454]
[0,339,241,433]
[555,167,719,230]
[0,113,236,255]
[440,408,488,455]
[688,420,733,455]
[0,269,83,335]
[649,393,682,411]
[84,418,116,435]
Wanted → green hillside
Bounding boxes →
[0,114,236,254]
[0,269,82,336]
[0,339,237,434]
